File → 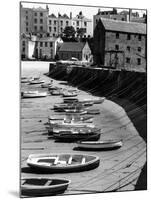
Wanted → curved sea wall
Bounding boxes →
[49,63,147,110]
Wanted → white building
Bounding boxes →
[71,11,92,37]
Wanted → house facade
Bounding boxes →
[72,11,92,37]
[93,18,146,71]
[58,42,92,61]
[21,34,37,59]
[47,13,72,36]
[35,37,63,60]
[21,5,49,34]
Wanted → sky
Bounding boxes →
[21,1,146,20]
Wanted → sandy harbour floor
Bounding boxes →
[21,61,146,196]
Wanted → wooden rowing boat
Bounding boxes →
[77,140,123,150]
[22,91,47,98]
[21,177,70,197]
[54,132,100,142]
[27,153,100,173]
[29,80,45,84]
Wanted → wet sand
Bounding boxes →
[21,61,146,195]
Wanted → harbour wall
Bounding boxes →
[48,63,147,142]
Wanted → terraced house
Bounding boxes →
[47,13,72,36]
[21,4,49,34]
[93,18,147,72]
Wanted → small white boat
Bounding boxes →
[65,109,87,115]
[29,80,45,84]
[49,120,95,128]
[41,82,52,88]
[27,153,100,173]
[77,140,123,150]
[21,177,70,197]
[22,91,47,98]
[62,92,77,97]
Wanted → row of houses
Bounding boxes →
[21,34,92,62]
[21,5,92,37]
[21,4,146,38]
[21,17,146,72]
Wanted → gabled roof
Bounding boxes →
[32,7,47,11]
[100,18,146,34]
[49,13,57,18]
[58,42,85,52]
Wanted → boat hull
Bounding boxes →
[21,178,70,197]
[27,153,100,173]
[77,140,123,150]
[54,133,100,142]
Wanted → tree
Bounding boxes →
[63,26,76,38]
[77,28,86,38]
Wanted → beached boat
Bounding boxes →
[62,92,77,97]
[27,153,100,173]
[77,140,123,150]
[54,132,100,142]
[22,91,47,98]
[63,98,79,103]
[86,109,100,115]
[21,177,70,197]
[49,121,95,129]
[41,83,53,88]
[29,80,45,84]
[65,109,87,115]
[50,90,62,96]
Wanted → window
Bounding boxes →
[26,27,28,32]
[116,33,119,39]
[34,12,37,16]
[84,22,87,26]
[115,45,119,50]
[26,16,28,20]
[22,41,25,46]
[34,26,37,31]
[66,21,69,26]
[137,58,141,65]
[40,12,43,17]
[26,22,28,26]
[54,27,56,32]
[26,11,28,14]
[77,27,79,31]
[54,20,56,25]
[49,20,51,25]
[49,27,52,32]
[77,21,79,26]
[40,19,43,24]
[61,27,63,32]
[40,26,43,31]
[61,21,63,26]
[34,18,37,23]
[22,47,25,52]
[50,42,53,47]
[45,42,47,47]
[114,18,116,20]
[122,18,125,21]
[138,35,142,41]
[138,47,141,52]
[96,19,98,24]
[127,34,131,40]
[127,46,130,52]
[126,57,130,64]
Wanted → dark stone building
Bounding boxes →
[93,18,147,72]
[58,42,92,61]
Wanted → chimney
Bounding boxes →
[70,12,72,19]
